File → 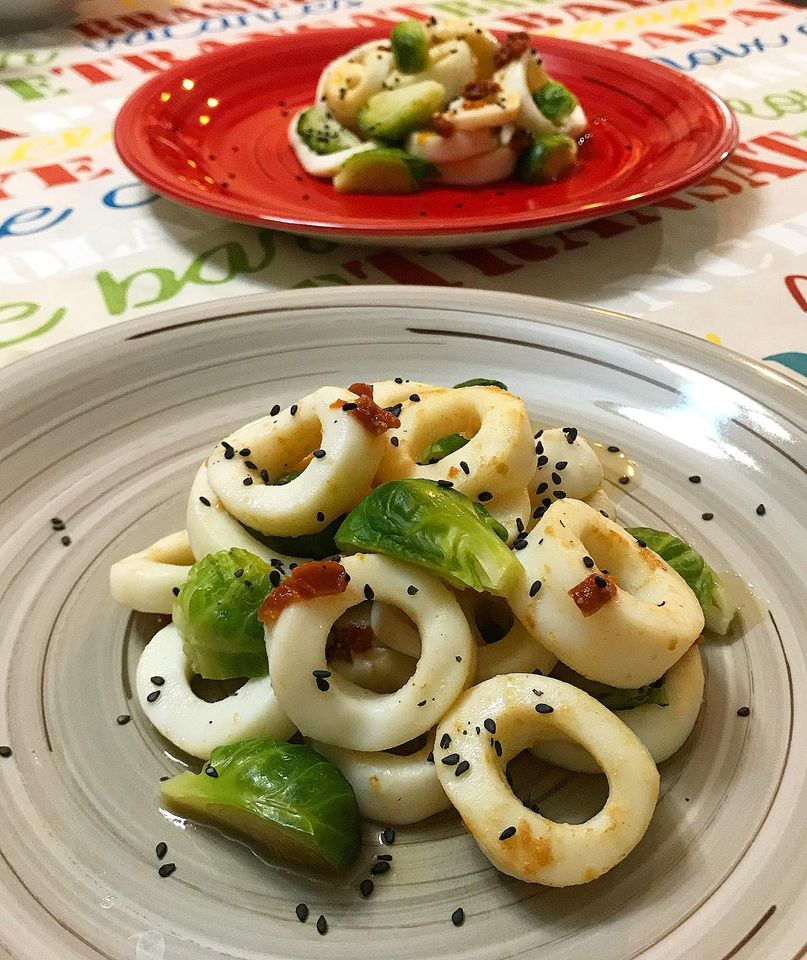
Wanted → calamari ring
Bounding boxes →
[434,674,659,887]
[457,591,557,683]
[376,385,535,532]
[309,732,450,824]
[583,487,617,521]
[136,623,295,759]
[511,499,705,687]
[186,466,300,567]
[110,530,194,614]
[371,379,440,410]
[531,644,704,772]
[529,427,603,523]
[206,386,386,537]
[266,554,476,751]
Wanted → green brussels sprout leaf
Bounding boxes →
[533,81,578,124]
[454,378,508,390]
[243,515,344,561]
[595,682,669,711]
[173,548,273,680]
[335,479,520,595]
[421,432,468,464]
[160,739,362,869]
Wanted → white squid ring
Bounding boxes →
[110,530,194,614]
[434,674,659,886]
[529,427,603,521]
[531,644,704,772]
[136,623,295,759]
[309,732,450,824]
[375,385,535,527]
[187,466,301,567]
[206,386,386,537]
[511,499,705,687]
[266,554,476,751]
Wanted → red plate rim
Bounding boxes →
[114,26,739,240]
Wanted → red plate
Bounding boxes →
[114,25,738,247]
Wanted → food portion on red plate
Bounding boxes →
[289,18,587,194]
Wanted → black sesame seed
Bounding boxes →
[269,569,281,588]
[455,760,470,776]
[701,512,714,521]
[440,733,451,749]
[583,556,595,568]
[555,460,568,470]
[564,427,578,444]
[270,404,281,416]
[155,841,168,860]
[234,568,244,578]
[116,714,131,725]
[316,511,325,522]
[499,826,516,840]
[426,751,434,763]
[529,580,543,598]
[407,585,418,595]
[244,460,257,470]
[312,669,331,678]
[387,403,403,417]
[158,862,176,878]
[341,402,358,411]
[555,490,568,499]
[0,746,13,758]
[455,655,462,663]
[199,496,211,506]
[381,826,396,845]
[478,491,493,502]
[459,461,470,475]
[442,753,460,766]
[224,448,235,460]
[150,676,165,686]
[146,690,160,703]
[364,584,374,601]
[375,853,393,862]
[551,472,562,485]
[296,903,309,922]
[290,404,298,416]
[316,915,327,936]
[437,479,454,489]
[515,517,525,534]
[513,540,527,551]
[360,878,374,897]
[260,468,270,483]
[51,516,63,525]
[618,476,630,485]
[417,699,427,707]
[483,718,496,734]
[52,521,66,531]
[242,477,253,486]
[536,482,548,495]
[536,455,548,467]
[409,394,421,402]
[535,441,544,455]
[737,706,751,717]
[390,436,400,447]
[535,703,554,714]
[205,764,218,778]
[172,587,180,597]
[394,377,403,384]
[689,475,701,484]
[594,575,607,588]
[222,441,233,450]
[370,860,390,875]
[316,677,330,692]
[451,907,465,927]
[494,740,503,757]
[756,503,766,516]
[532,507,543,520]
[61,535,71,546]
[608,445,620,453]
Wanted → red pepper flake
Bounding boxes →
[493,32,531,70]
[343,381,401,436]
[460,79,501,102]
[568,573,617,617]
[326,622,374,662]
[432,114,455,138]
[259,561,349,622]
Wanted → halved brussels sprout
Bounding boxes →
[454,378,508,390]
[391,20,430,74]
[160,739,362,869]
[244,516,343,562]
[421,432,468,464]
[335,478,520,595]
[533,81,578,124]
[173,548,273,679]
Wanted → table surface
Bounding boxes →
[1,0,806,377]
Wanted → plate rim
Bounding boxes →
[4,286,805,427]
[112,27,740,242]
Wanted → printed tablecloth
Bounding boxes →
[1,0,806,377]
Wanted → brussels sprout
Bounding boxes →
[516,133,577,183]
[297,107,361,155]
[335,479,520,595]
[274,469,302,486]
[454,378,508,390]
[357,81,445,142]
[628,526,736,634]
[595,682,669,711]
[160,739,362,869]
[533,81,578,124]
[421,432,468,464]
[391,20,430,74]
[334,147,435,194]
[173,548,272,679]
[243,516,343,561]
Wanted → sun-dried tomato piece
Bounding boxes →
[493,31,532,69]
[568,573,617,617]
[258,561,349,622]
[326,622,374,662]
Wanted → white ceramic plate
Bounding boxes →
[1,287,806,960]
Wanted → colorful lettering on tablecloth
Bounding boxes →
[728,86,807,120]
[0,301,66,348]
